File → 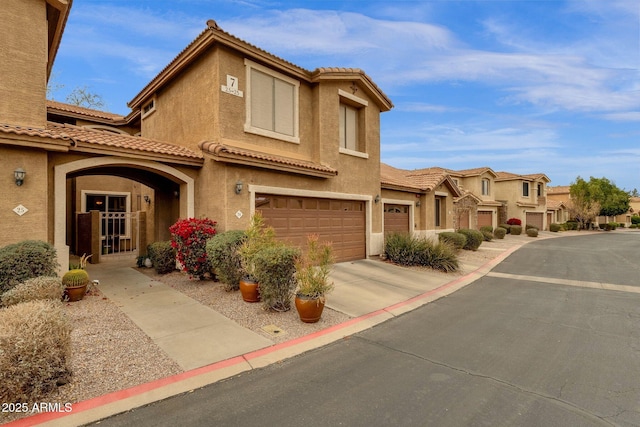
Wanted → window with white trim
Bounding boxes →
[481,178,490,196]
[141,98,156,118]
[338,89,368,157]
[245,60,299,143]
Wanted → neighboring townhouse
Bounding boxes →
[2,1,395,271]
[547,185,571,225]
[494,172,550,230]
[447,167,502,230]
[380,164,462,238]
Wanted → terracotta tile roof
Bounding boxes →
[199,141,337,178]
[0,122,202,165]
[546,199,566,209]
[547,185,570,194]
[495,171,550,182]
[380,163,460,195]
[46,100,126,122]
[450,166,497,177]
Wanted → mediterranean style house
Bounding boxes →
[1,0,560,274]
[494,171,551,230]
[1,0,401,270]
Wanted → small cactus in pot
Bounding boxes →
[63,254,91,302]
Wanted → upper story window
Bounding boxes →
[244,59,299,143]
[141,98,156,119]
[537,183,543,197]
[481,178,490,196]
[522,182,530,197]
[338,89,368,158]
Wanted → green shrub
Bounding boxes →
[147,241,176,274]
[549,223,562,232]
[1,276,64,307]
[631,224,639,229]
[437,232,467,251]
[525,224,539,231]
[498,223,511,234]
[618,223,626,228]
[526,228,539,237]
[480,226,493,234]
[252,244,300,312]
[206,230,246,291]
[494,227,507,239]
[481,230,493,241]
[0,300,71,402]
[385,233,458,272]
[607,222,618,231]
[565,221,578,230]
[457,229,484,251]
[632,215,640,225]
[0,240,58,294]
[511,225,523,235]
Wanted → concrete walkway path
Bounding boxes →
[86,261,273,371]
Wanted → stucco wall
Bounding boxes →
[0,146,49,246]
[0,0,47,128]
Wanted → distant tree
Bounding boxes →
[569,176,630,226]
[588,177,630,217]
[629,188,639,198]
[65,86,105,110]
[568,177,600,230]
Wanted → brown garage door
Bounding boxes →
[477,211,493,228]
[256,194,365,262]
[384,204,409,235]
[526,212,543,229]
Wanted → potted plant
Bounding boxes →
[294,234,334,323]
[62,254,92,302]
[237,213,276,302]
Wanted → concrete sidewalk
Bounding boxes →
[85,262,273,371]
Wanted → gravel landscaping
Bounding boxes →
[2,233,547,424]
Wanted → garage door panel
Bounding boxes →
[258,194,365,262]
[477,211,493,228]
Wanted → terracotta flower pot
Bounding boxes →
[239,278,260,302]
[295,295,325,323]
[64,283,88,302]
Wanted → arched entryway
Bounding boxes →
[54,157,195,272]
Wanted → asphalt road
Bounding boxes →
[93,232,640,427]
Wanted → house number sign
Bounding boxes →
[13,205,28,216]
[221,75,243,97]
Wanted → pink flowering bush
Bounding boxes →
[169,218,217,280]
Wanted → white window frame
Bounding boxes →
[81,190,132,239]
[338,89,369,159]
[481,178,490,196]
[141,97,156,119]
[244,59,300,144]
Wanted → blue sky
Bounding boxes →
[50,0,640,191]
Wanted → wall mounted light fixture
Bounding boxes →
[235,180,243,195]
[374,194,381,204]
[416,200,421,207]
[144,195,151,204]
[14,168,26,186]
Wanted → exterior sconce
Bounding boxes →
[14,168,26,186]
[374,194,381,204]
[143,195,151,204]
[416,200,421,207]
[235,180,243,195]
